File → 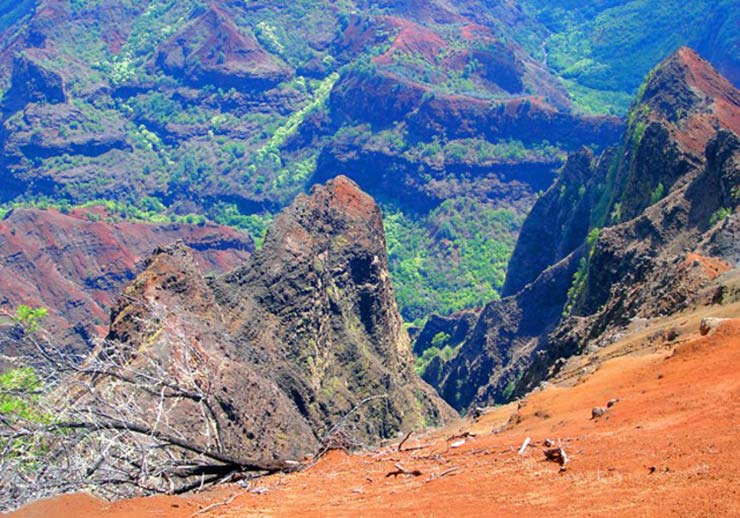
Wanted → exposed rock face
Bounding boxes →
[0,207,253,351]
[425,48,740,411]
[153,6,292,91]
[105,242,316,459]
[503,148,615,296]
[427,250,581,410]
[100,177,453,458]
[329,69,623,146]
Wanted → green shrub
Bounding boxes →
[710,207,732,226]
[15,305,48,332]
[649,182,665,205]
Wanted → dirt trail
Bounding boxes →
[10,314,740,518]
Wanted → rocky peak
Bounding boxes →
[607,47,740,223]
[217,176,453,438]
[636,47,740,155]
[102,241,318,460]
[90,177,453,460]
[107,241,218,345]
[152,5,292,91]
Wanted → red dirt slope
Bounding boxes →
[11,313,740,517]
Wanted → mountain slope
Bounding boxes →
[14,314,740,517]
[6,0,731,321]
[0,206,253,350]
[423,48,740,411]
[0,1,737,336]
[94,176,453,463]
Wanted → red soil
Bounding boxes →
[373,17,445,66]
[684,252,732,281]
[0,207,252,342]
[672,48,740,155]
[11,316,740,517]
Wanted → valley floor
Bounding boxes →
[10,305,740,517]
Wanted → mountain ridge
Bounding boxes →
[422,47,740,411]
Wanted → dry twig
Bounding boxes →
[385,463,422,478]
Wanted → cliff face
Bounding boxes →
[425,48,740,412]
[502,148,615,296]
[105,242,317,460]
[100,176,453,459]
[0,207,253,352]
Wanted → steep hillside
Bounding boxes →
[13,313,740,517]
[422,48,740,411]
[0,0,736,329]
[5,0,725,321]
[0,206,253,350]
[87,176,453,464]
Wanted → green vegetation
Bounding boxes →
[0,365,54,472]
[210,204,274,249]
[564,227,600,316]
[384,199,523,322]
[521,0,735,114]
[649,182,665,205]
[414,337,460,376]
[560,79,633,115]
[4,0,732,333]
[2,198,209,226]
[246,73,339,199]
[406,138,565,165]
[14,305,48,333]
[710,207,733,226]
[0,367,47,424]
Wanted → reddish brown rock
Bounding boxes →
[152,6,292,91]
[0,207,253,349]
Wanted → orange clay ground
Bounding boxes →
[10,311,740,518]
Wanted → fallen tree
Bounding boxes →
[0,305,301,512]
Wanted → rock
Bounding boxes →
[1,54,67,117]
[424,48,740,412]
[0,207,253,355]
[77,176,454,460]
[592,407,607,419]
[700,317,731,336]
[607,398,620,408]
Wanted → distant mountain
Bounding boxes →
[0,0,736,322]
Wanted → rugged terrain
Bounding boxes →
[0,206,253,349]
[0,3,739,513]
[419,47,740,410]
[72,176,452,465]
[12,305,740,517]
[0,1,736,320]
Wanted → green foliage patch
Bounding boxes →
[384,199,523,322]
